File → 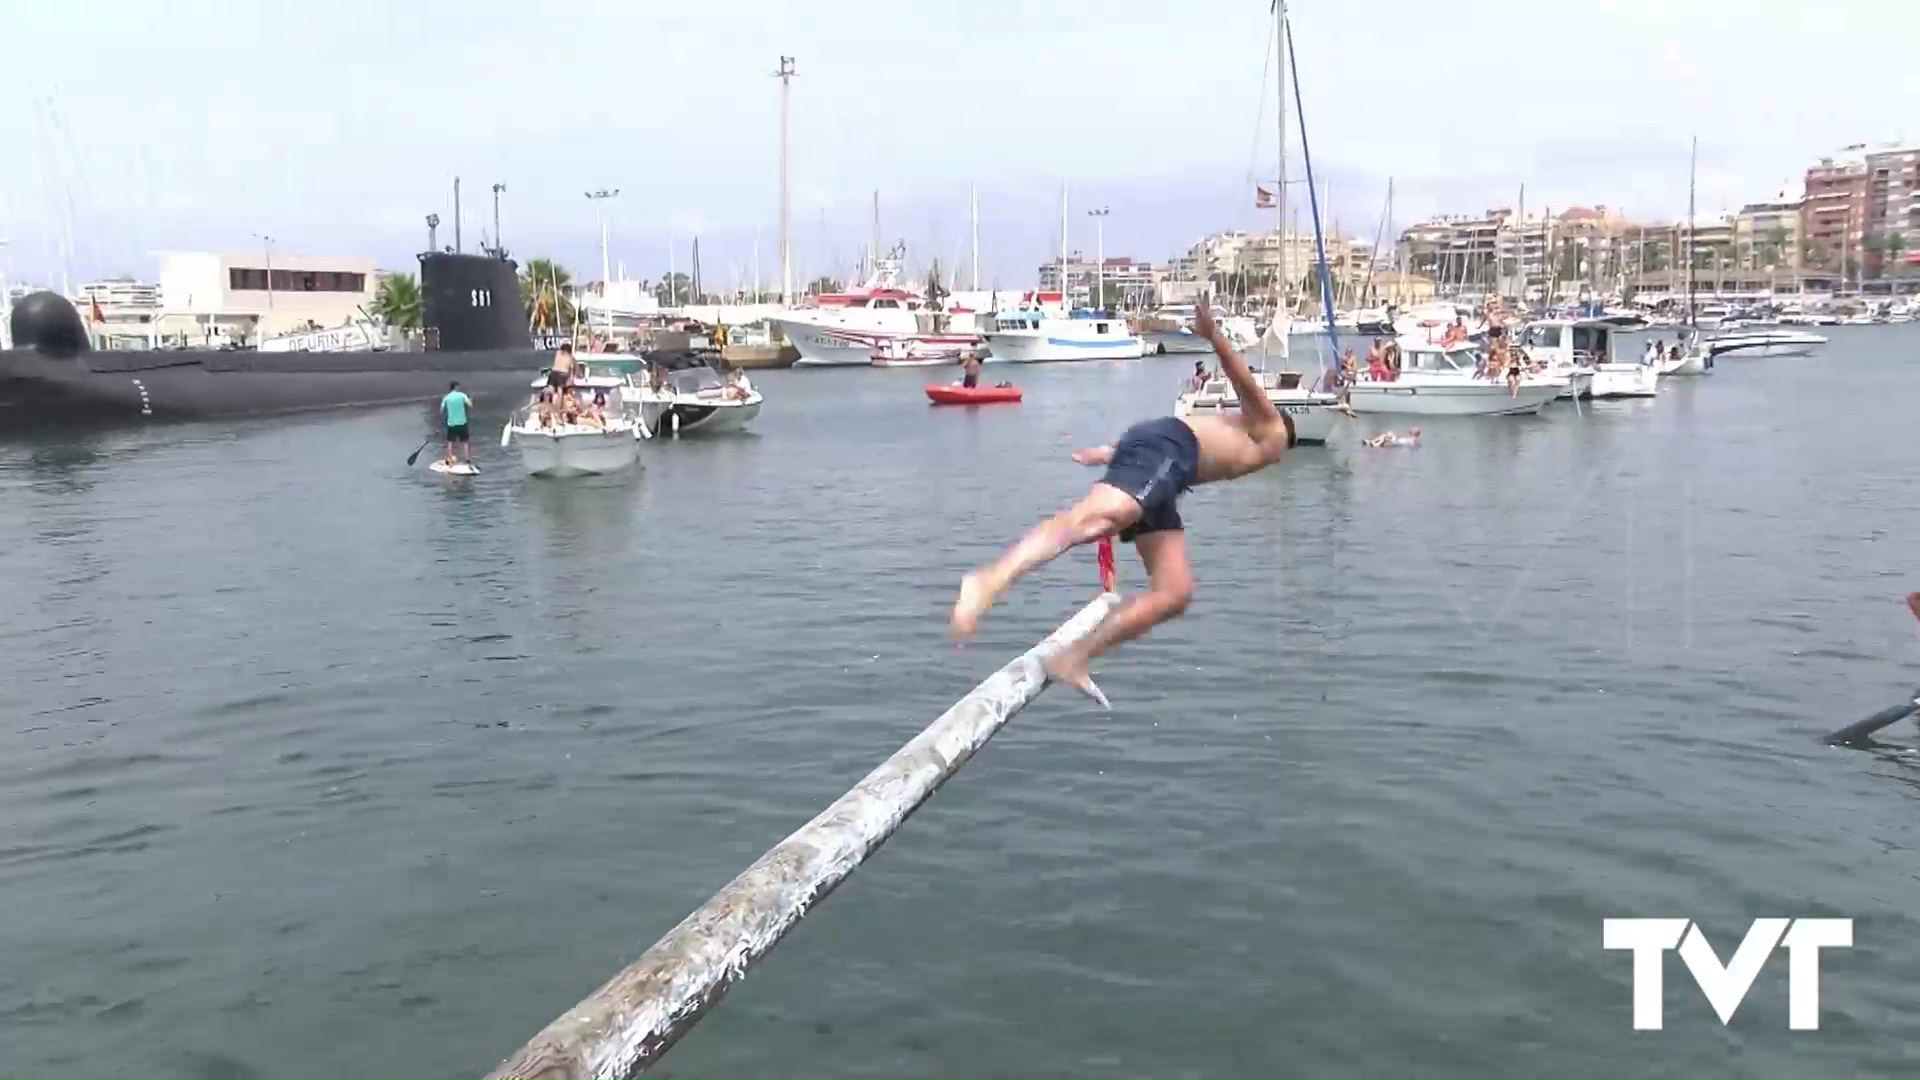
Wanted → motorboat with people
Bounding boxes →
[503,372,645,477]
[1346,339,1568,416]
[631,347,763,435]
[1519,318,1656,400]
[1172,367,1339,444]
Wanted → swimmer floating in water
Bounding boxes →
[950,296,1296,706]
[1363,427,1420,448]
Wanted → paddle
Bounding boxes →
[405,436,437,466]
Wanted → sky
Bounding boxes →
[2,0,1914,290]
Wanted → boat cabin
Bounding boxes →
[1518,318,1618,369]
[1390,339,1483,376]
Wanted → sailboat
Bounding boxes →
[1174,0,1341,444]
[1661,138,1712,376]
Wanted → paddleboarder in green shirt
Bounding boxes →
[440,381,474,468]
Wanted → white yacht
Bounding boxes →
[504,373,645,477]
[981,308,1143,363]
[1347,339,1568,416]
[1173,368,1340,444]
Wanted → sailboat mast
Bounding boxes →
[970,184,980,291]
[1059,182,1069,306]
[1686,135,1697,327]
[1273,0,1289,315]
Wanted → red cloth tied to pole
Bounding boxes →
[1097,536,1116,592]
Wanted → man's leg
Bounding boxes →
[1043,529,1195,700]
[951,483,1142,638]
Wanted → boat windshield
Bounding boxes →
[1524,324,1563,349]
[668,367,725,394]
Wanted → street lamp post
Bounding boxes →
[585,189,619,290]
[251,231,275,313]
[1086,207,1110,310]
[492,183,507,258]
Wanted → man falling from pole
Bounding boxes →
[951,298,1296,705]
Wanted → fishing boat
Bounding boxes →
[503,373,644,477]
[1522,318,1657,399]
[979,309,1142,363]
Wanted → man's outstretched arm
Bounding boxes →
[1193,298,1281,432]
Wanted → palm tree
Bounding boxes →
[519,258,575,331]
[369,272,422,329]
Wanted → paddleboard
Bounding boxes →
[430,460,480,476]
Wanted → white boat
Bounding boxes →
[1660,345,1710,376]
[1347,339,1568,416]
[1526,318,1658,400]
[980,308,1143,363]
[1700,328,1827,359]
[1515,321,1594,399]
[505,373,644,477]
[1140,303,1258,354]
[870,335,977,367]
[1173,368,1339,445]
[631,349,762,435]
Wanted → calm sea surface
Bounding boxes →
[4,330,1920,1078]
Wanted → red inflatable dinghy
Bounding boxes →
[926,382,1022,405]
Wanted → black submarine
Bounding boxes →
[0,251,559,431]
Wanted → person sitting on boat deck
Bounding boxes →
[1366,337,1386,370]
[440,380,474,467]
[1188,360,1209,393]
[1366,349,1392,383]
[558,391,583,427]
[581,390,609,430]
[1363,427,1419,448]
[948,297,1296,705]
[961,349,984,389]
[648,362,669,393]
[725,367,754,400]
[548,342,576,393]
[1440,315,1469,346]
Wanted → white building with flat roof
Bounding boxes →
[158,250,381,338]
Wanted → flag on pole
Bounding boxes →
[88,295,105,324]
[1255,186,1276,209]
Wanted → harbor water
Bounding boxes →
[5,331,1920,1077]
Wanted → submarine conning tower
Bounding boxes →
[7,292,90,358]
[418,251,534,352]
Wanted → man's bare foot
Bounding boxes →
[951,572,992,639]
[1043,649,1110,709]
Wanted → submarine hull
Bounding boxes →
[0,347,549,430]
[1,250,565,432]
